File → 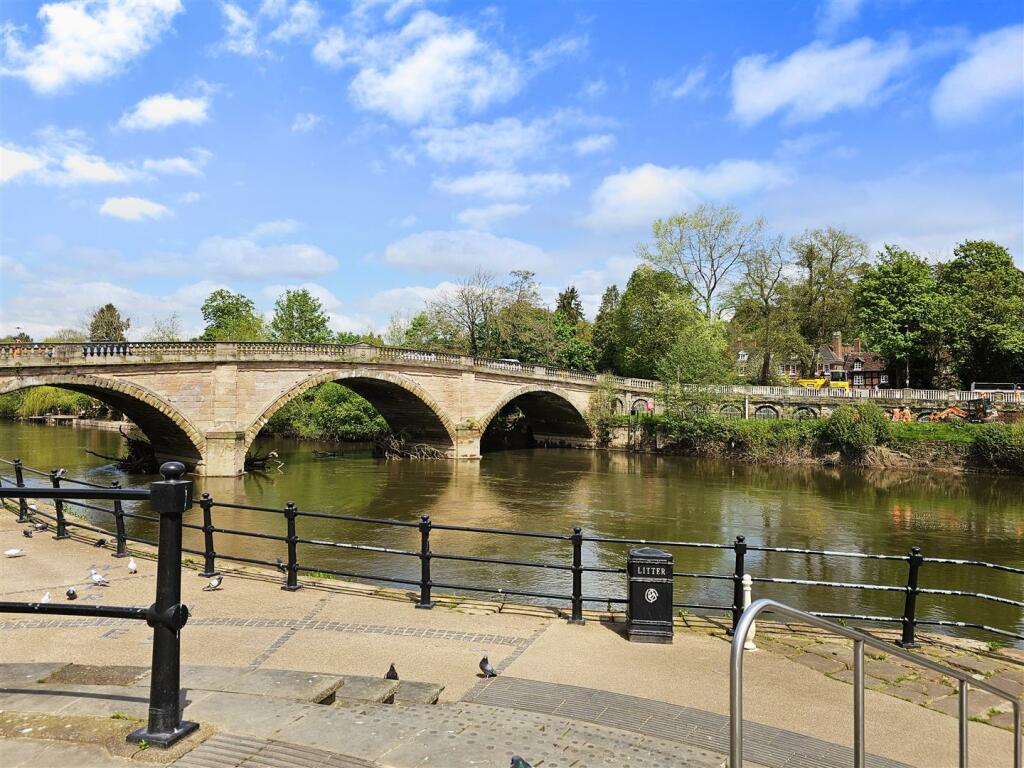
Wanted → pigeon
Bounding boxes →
[275,558,287,573]
[28,503,37,512]
[385,663,399,681]
[479,656,497,678]
[127,557,137,574]
[33,521,48,531]
[22,528,33,538]
[89,569,109,586]
[94,538,108,547]
[40,592,51,604]
[202,575,223,591]
[66,587,77,600]
[510,758,533,768]
[4,548,25,558]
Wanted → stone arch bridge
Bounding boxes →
[2,342,1018,475]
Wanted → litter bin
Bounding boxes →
[627,547,673,643]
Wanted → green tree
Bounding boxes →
[270,288,333,343]
[88,304,130,341]
[428,269,501,356]
[144,313,182,342]
[657,315,732,386]
[614,266,697,379]
[637,203,764,318]
[855,246,949,387]
[1,332,32,343]
[44,328,87,343]
[199,290,267,341]
[936,241,1024,385]
[554,314,597,371]
[555,286,585,324]
[592,285,621,373]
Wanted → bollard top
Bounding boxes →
[159,461,186,481]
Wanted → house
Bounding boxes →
[816,332,890,388]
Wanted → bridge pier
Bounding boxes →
[202,430,248,477]
[454,428,482,460]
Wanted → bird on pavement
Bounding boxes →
[275,558,287,573]
[385,663,399,681]
[202,574,223,591]
[33,521,48,531]
[94,538,107,547]
[66,587,77,600]
[22,528,33,538]
[127,557,137,574]
[28,503,37,512]
[40,592,51,603]
[4,548,25,558]
[89,568,109,586]
[479,656,497,678]
[510,757,533,768]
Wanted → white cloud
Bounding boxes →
[312,26,347,67]
[585,160,787,231]
[455,203,529,230]
[579,78,606,100]
[527,34,588,70]
[142,149,211,176]
[573,133,615,156]
[0,145,45,182]
[346,11,521,124]
[196,235,337,278]
[415,117,550,166]
[815,0,864,37]
[248,219,302,238]
[62,153,131,183]
[382,229,548,273]
[434,170,570,200]
[932,25,1024,123]
[732,36,911,124]
[1,0,183,93]
[654,66,707,101]
[118,93,209,130]
[99,196,171,221]
[291,111,322,132]
[219,2,261,56]
[267,0,320,42]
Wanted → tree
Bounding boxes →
[555,286,584,324]
[144,313,182,342]
[591,286,621,372]
[428,269,501,356]
[637,203,764,319]
[936,240,1024,385]
[788,227,868,354]
[1,332,32,343]
[657,315,732,386]
[88,304,130,341]
[855,246,949,388]
[44,328,87,343]
[614,266,698,379]
[727,236,806,384]
[199,290,266,341]
[554,314,597,371]
[270,288,333,343]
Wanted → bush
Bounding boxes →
[16,387,97,416]
[820,405,877,456]
[264,382,387,441]
[971,423,1024,473]
[854,403,891,445]
[0,391,24,418]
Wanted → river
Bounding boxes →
[2,420,1021,645]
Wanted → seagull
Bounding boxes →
[33,521,48,531]
[56,469,67,479]
[510,758,533,768]
[22,528,33,538]
[66,587,77,600]
[40,592,51,604]
[89,569,109,586]
[127,557,137,574]
[385,663,399,681]
[4,548,25,558]
[202,574,223,591]
[479,656,497,678]
[94,538,107,547]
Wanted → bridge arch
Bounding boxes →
[0,373,205,468]
[477,385,593,451]
[245,369,458,455]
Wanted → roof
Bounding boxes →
[817,345,843,364]
[845,351,887,372]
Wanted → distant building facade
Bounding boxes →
[815,332,890,388]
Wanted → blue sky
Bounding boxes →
[1,0,1022,340]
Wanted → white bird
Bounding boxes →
[40,592,51,603]
[28,503,37,511]
[127,557,137,574]
[4,548,25,558]
[89,568,109,586]
[202,574,223,591]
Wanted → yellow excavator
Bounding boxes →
[798,371,851,390]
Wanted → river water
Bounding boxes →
[2,421,1021,644]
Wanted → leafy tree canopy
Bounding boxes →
[270,288,333,343]
[199,290,267,341]
[88,304,130,342]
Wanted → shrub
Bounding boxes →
[820,405,876,456]
[0,391,24,418]
[854,402,891,445]
[971,423,1024,473]
[264,382,387,441]
[17,387,97,417]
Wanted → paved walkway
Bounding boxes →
[0,509,1019,767]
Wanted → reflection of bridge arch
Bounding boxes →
[477,385,593,450]
[245,369,458,455]
[0,374,205,468]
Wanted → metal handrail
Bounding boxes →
[730,598,1022,768]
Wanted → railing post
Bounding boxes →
[50,469,69,539]
[14,458,28,523]
[853,639,865,768]
[728,535,747,635]
[282,502,300,591]
[897,546,923,648]
[111,481,128,557]
[415,514,434,609]
[127,461,197,748]
[958,680,969,768]
[569,526,584,624]
[199,493,218,578]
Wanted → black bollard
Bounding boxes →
[415,515,434,609]
[14,458,28,523]
[569,526,584,624]
[282,502,300,591]
[127,462,198,748]
[50,469,69,540]
[199,493,218,578]
[897,546,924,648]
[111,481,128,558]
[728,535,747,635]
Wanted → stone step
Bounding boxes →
[393,680,444,705]
[331,675,399,704]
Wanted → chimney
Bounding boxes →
[832,331,843,359]
[852,338,861,354]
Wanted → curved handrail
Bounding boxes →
[730,598,1022,768]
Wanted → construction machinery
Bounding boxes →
[927,397,998,423]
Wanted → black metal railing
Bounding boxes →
[0,461,197,748]
[2,458,1021,645]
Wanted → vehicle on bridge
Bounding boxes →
[797,371,850,390]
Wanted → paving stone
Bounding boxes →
[926,690,1008,719]
[392,680,444,705]
[828,668,888,691]
[994,647,1024,664]
[805,642,853,661]
[985,673,1023,699]
[791,651,847,675]
[331,676,399,704]
[863,659,910,683]
[987,711,1019,730]
[945,655,1002,675]
[0,662,65,688]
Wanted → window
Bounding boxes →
[853,360,863,371]
[822,364,830,374]
[880,374,889,385]
[853,375,864,386]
